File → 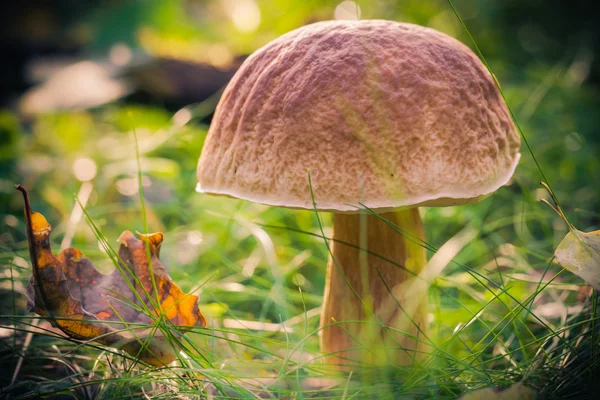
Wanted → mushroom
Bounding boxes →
[196,20,520,366]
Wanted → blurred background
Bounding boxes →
[0,0,599,397]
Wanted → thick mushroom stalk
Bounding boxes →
[320,209,427,366]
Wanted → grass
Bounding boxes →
[3,130,598,399]
[1,2,600,399]
[1,167,599,399]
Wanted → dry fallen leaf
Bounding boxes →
[460,382,535,400]
[16,184,207,366]
[554,229,600,290]
[540,182,600,290]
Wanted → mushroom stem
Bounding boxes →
[320,209,428,367]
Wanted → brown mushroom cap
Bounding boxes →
[197,20,520,212]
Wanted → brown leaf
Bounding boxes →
[16,184,207,366]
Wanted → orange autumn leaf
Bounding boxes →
[16,184,207,366]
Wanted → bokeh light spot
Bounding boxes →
[223,0,261,33]
[73,157,97,182]
[334,1,361,20]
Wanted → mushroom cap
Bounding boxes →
[196,20,520,212]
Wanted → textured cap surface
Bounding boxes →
[197,20,520,212]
